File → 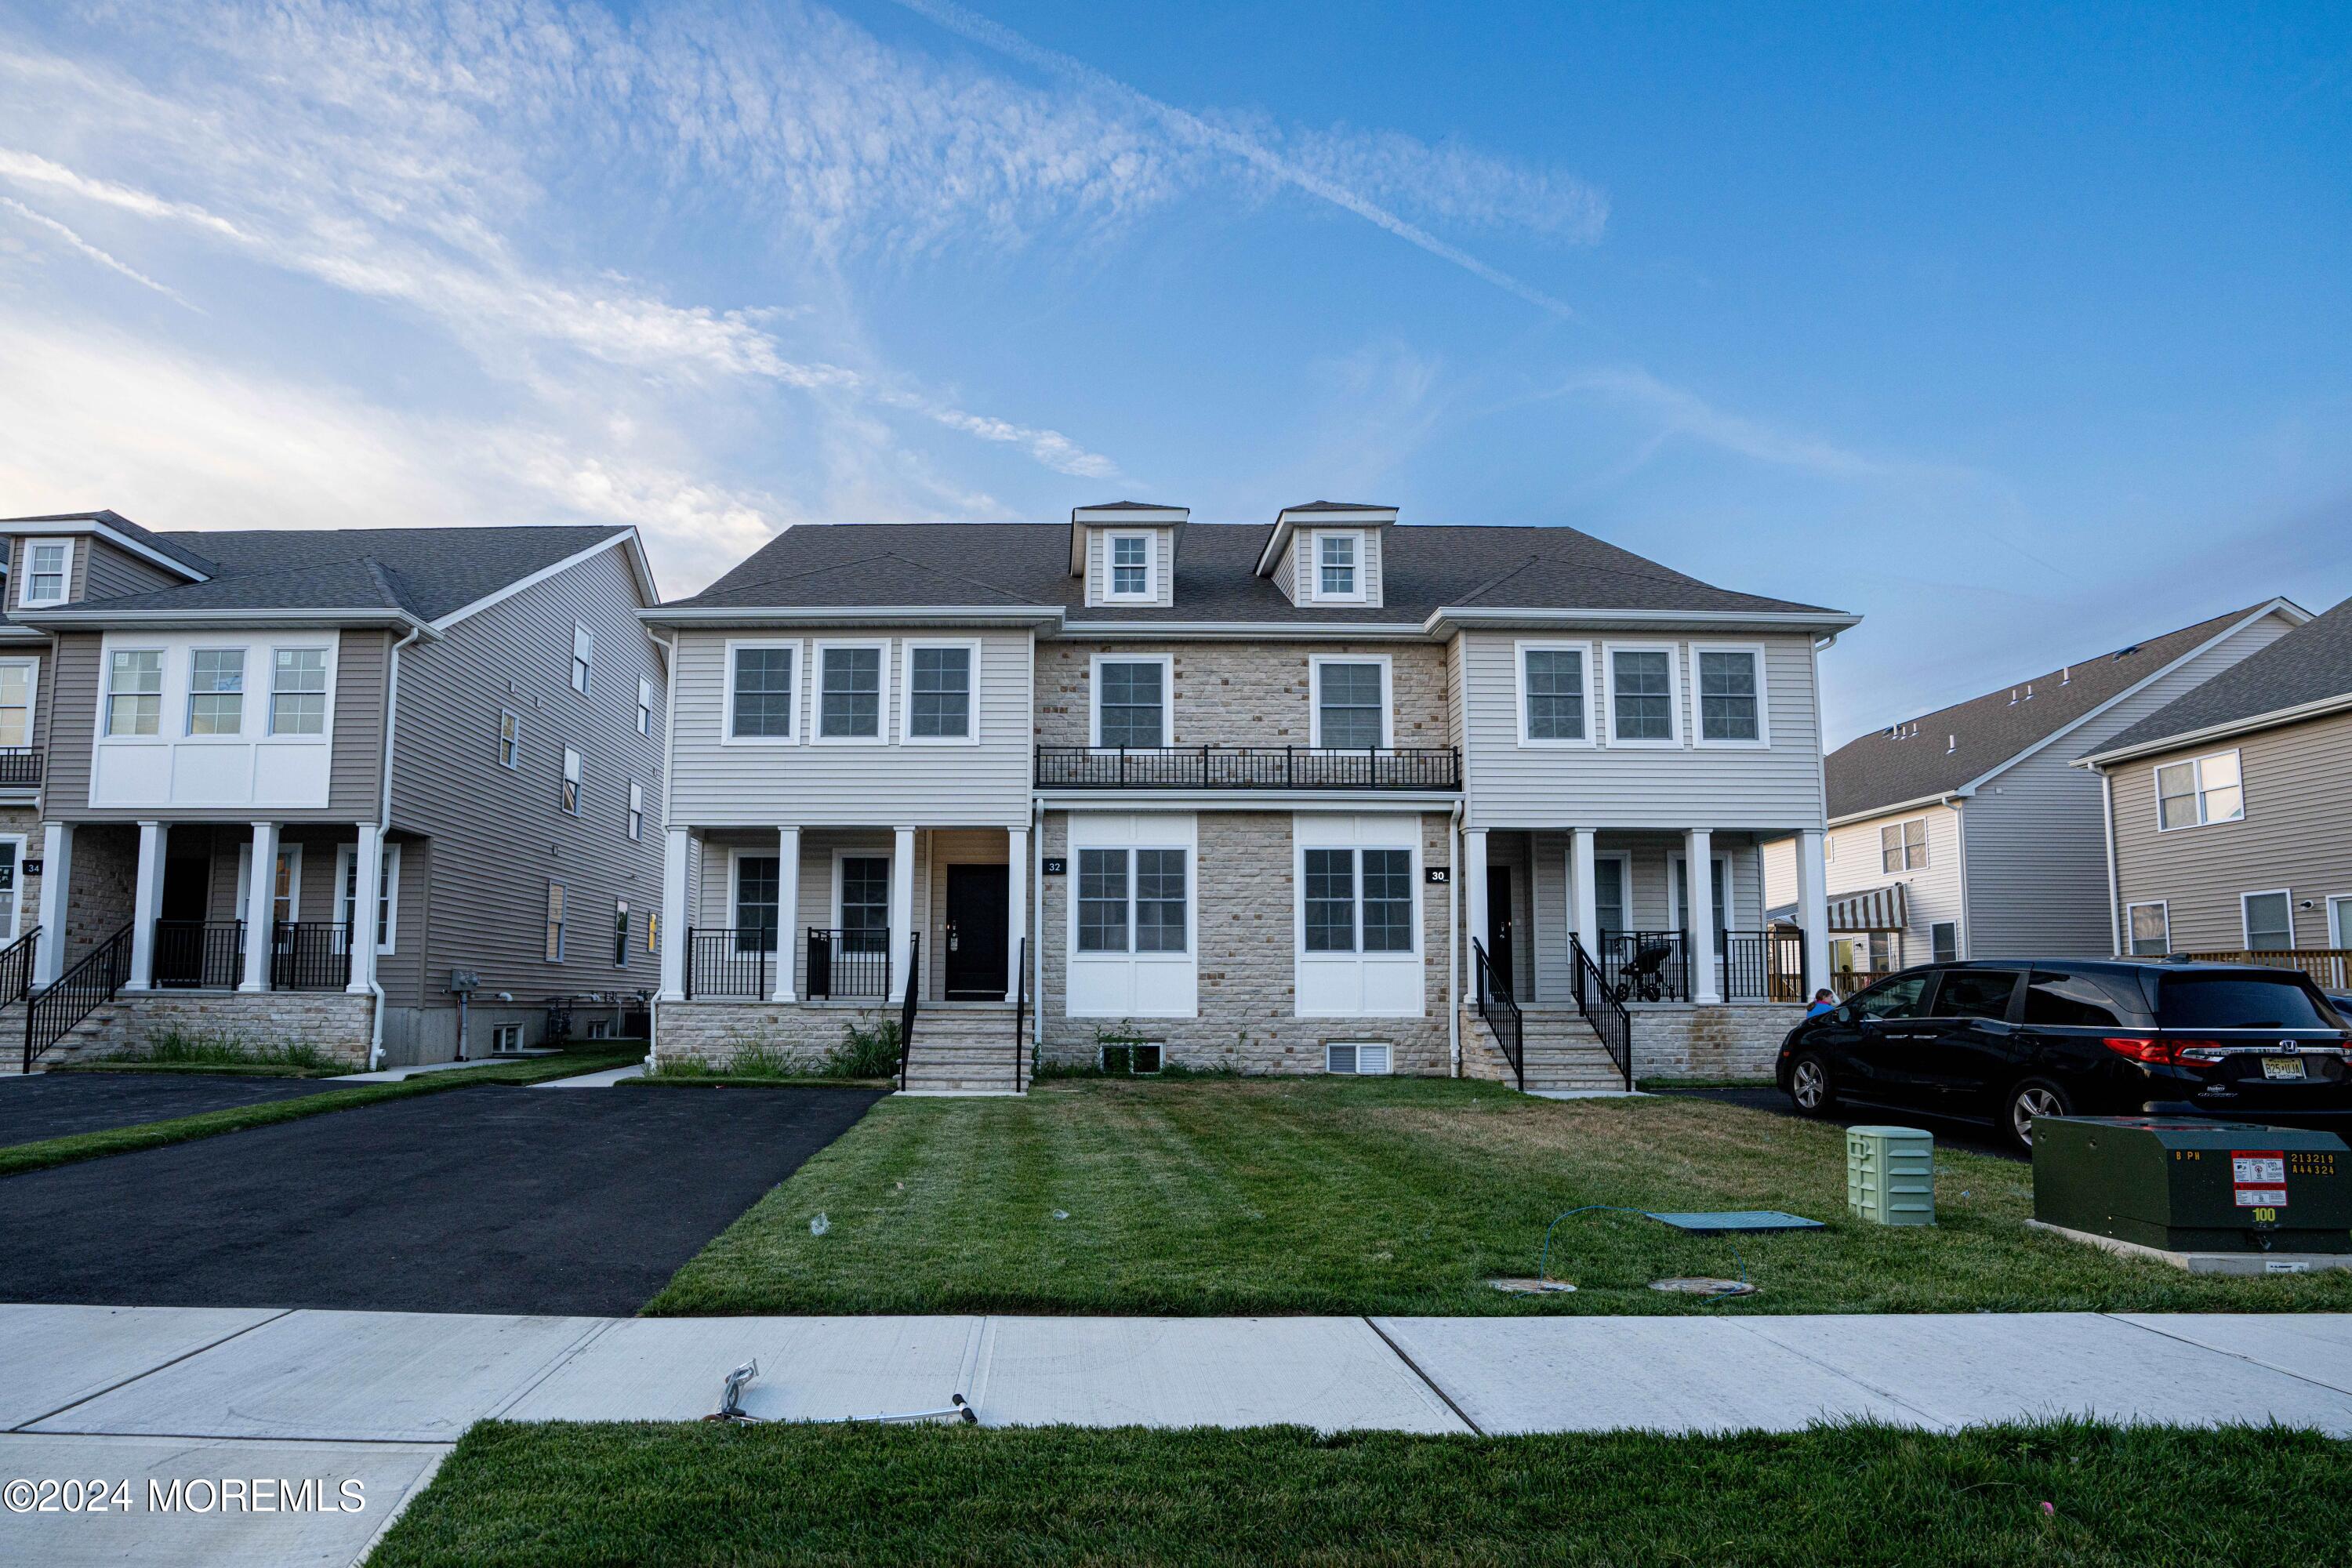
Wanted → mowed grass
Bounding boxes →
[367,1419,2352,1568]
[648,1076,2352,1317]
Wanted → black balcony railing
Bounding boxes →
[1592,931,1691,1004]
[1721,929,1807,1002]
[270,921,351,990]
[684,927,775,1000]
[0,747,41,788]
[1036,745,1460,790]
[155,920,245,989]
[808,927,891,1000]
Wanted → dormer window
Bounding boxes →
[1312,532,1366,603]
[1105,532,1156,602]
[22,542,67,608]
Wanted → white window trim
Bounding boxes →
[1308,530,1368,604]
[332,841,401,956]
[1668,851,1735,933]
[1601,640,1683,747]
[1065,814,1199,1019]
[2153,748,2246,832]
[570,622,593,695]
[637,677,653,736]
[0,656,36,752]
[1067,844,1197,956]
[2124,899,2172,956]
[725,845,787,953]
[2328,894,2352,949]
[1294,842,1423,961]
[1294,815,1422,1019]
[19,540,71,609]
[832,846,893,936]
[1880,817,1930,873]
[627,781,644,841]
[546,879,567,963]
[99,646,168,742]
[1307,654,1393,750]
[234,841,303,924]
[1101,530,1159,604]
[2240,887,2296,950]
[898,637,982,746]
[263,644,336,741]
[0,833,25,942]
[182,644,251,742]
[498,707,524,770]
[811,639,892,746]
[561,746,583,816]
[721,637,803,746]
[1513,638,1595,748]
[1689,641,1771,749]
[1088,652,1174,750]
[613,897,631,967]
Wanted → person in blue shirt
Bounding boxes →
[1805,988,1837,1018]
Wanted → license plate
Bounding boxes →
[2260,1057,2307,1081]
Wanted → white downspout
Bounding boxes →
[1447,799,1463,1076]
[1031,793,1044,1073]
[2097,766,2122,956]
[649,629,677,1069]
[368,624,423,1071]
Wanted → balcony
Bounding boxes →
[1036,745,1461,791]
[0,746,42,789]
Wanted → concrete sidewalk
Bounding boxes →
[5,1303,2349,1565]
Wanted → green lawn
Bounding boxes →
[367,1419,2352,1567]
[0,1048,648,1178]
[648,1076,2352,1317]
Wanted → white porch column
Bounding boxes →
[240,820,278,992]
[1006,826,1029,1004]
[1570,828,1598,958]
[33,821,72,985]
[1464,829,1490,994]
[888,826,917,1003]
[346,825,383,995]
[657,827,689,1001]
[1686,827,1721,1004]
[1796,829,1831,998]
[771,826,800,1003]
[126,821,166,990]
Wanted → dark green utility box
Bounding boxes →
[2033,1117,2352,1254]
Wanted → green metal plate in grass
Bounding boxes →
[1644,1210,1824,1234]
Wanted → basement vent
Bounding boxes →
[1326,1043,1392,1076]
[1100,1042,1163,1075]
[490,1023,524,1054]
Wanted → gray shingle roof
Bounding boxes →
[6,509,221,576]
[2089,594,2352,759]
[672,521,1841,623]
[1824,602,2278,820]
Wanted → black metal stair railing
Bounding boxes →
[24,924,131,1073]
[1570,935,1635,1091]
[1472,938,1523,1092]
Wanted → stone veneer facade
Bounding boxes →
[1629,1004,1806,1080]
[654,999,893,1070]
[42,991,378,1069]
[1036,641,1454,750]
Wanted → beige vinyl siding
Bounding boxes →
[1962,608,2297,957]
[694,827,928,1000]
[670,626,1032,829]
[1824,803,1965,967]
[1283,528,1385,609]
[2108,709,2352,951]
[1460,630,1824,831]
[1527,831,1767,1000]
[1033,640,1451,751]
[80,539,188,603]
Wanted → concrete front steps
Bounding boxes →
[0,1001,123,1075]
[1466,1004,1628,1094]
[900,1003,1027,1095]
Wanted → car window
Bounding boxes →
[2024,971,2127,1029]
[1933,969,2019,1021]
[2156,974,2340,1031]
[1849,974,1930,1022]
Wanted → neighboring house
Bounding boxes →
[2077,594,2352,982]
[2,510,666,1070]
[644,503,1859,1092]
[1765,600,2310,977]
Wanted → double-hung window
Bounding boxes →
[0,659,32,747]
[561,747,582,815]
[1316,533,1359,600]
[1880,818,1928,873]
[1519,644,1587,743]
[627,782,644,841]
[614,899,630,966]
[636,677,652,736]
[1312,659,1386,750]
[545,882,566,962]
[906,644,975,742]
[270,648,328,735]
[2126,902,2170,956]
[734,855,781,953]
[1695,648,1762,742]
[1607,647,1676,742]
[2241,890,2294,952]
[336,843,400,953]
[1105,533,1153,601]
[188,648,245,735]
[817,644,885,740]
[498,710,522,768]
[21,542,67,607]
[728,644,796,740]
[839,855,891,955]
[1303,847,1414,953]
[2155,750,2243,830]
[570,623,593,695]
[105,649,163,736]
[1094,658,1168,749]
[1076,848,1188,953]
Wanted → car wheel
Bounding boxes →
[1788,1054,1837,1116]
[2004,1079,2071,1153]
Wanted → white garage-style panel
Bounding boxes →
[1065,811,1197,1019]
[1294,813,1424,1018]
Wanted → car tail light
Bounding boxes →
[2101,1036,2225,1067]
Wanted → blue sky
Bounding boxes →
[1,2,2346,740]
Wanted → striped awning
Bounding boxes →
[1826,884,1907,933]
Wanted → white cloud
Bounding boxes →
[0,196,193,304]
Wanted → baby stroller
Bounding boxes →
[1610,938,1676,1004]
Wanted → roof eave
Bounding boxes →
[2074,689,2352,770]
[641,604,1066,630]
[13,606,437,637]
[1826,791,1965,828]
[1424,606,1861,637]
[3,515,213,582]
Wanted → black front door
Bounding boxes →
[945,864,1010,999]
[1486,865,1515,998]
[154,851,216,987]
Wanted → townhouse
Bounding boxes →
[1764,599,2308,982]
[2078,593,2352,984]
[2,510,666,1072]
[646,503,1857,1092]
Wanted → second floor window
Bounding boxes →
[106,649,162,736]
[188,648,245,735]
[627,782,644,840]
[731,645,795,739]
[1315,662,1385,750]
[546,881,566,962]
[1522,646,1586,742]
[2155,750,2243,829]
[1096,659,1166,748]
[637,677,652,735]
[1697,649,1761,742]
[270,649,328,735]
[907,644,973,739]
[1317,534,1359,599]
[571,624,593,694]
[561,747,582,815]
[0,659,35,747]
[24,543,67,605]
[614,898,630,966]
[818,645,883,739]
[1881,818,1928,873]
[499,710,522,768]
[1610,648,1675,741]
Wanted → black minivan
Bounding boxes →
[1777,959,2352,1151]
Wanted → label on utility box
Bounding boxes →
[2233,1149,2288,1210]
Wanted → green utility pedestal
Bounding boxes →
[1847,1125,1935,1226]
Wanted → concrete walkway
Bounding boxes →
[5,1303,2348,1565]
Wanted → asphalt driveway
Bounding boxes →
[1659,1085,2023,1161]
[0,1071,354,1145]
[0,1083,884,1316]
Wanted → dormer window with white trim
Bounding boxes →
[1312,532,1365,603]
[1105,532,1156,602]
[21,542,68,608]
